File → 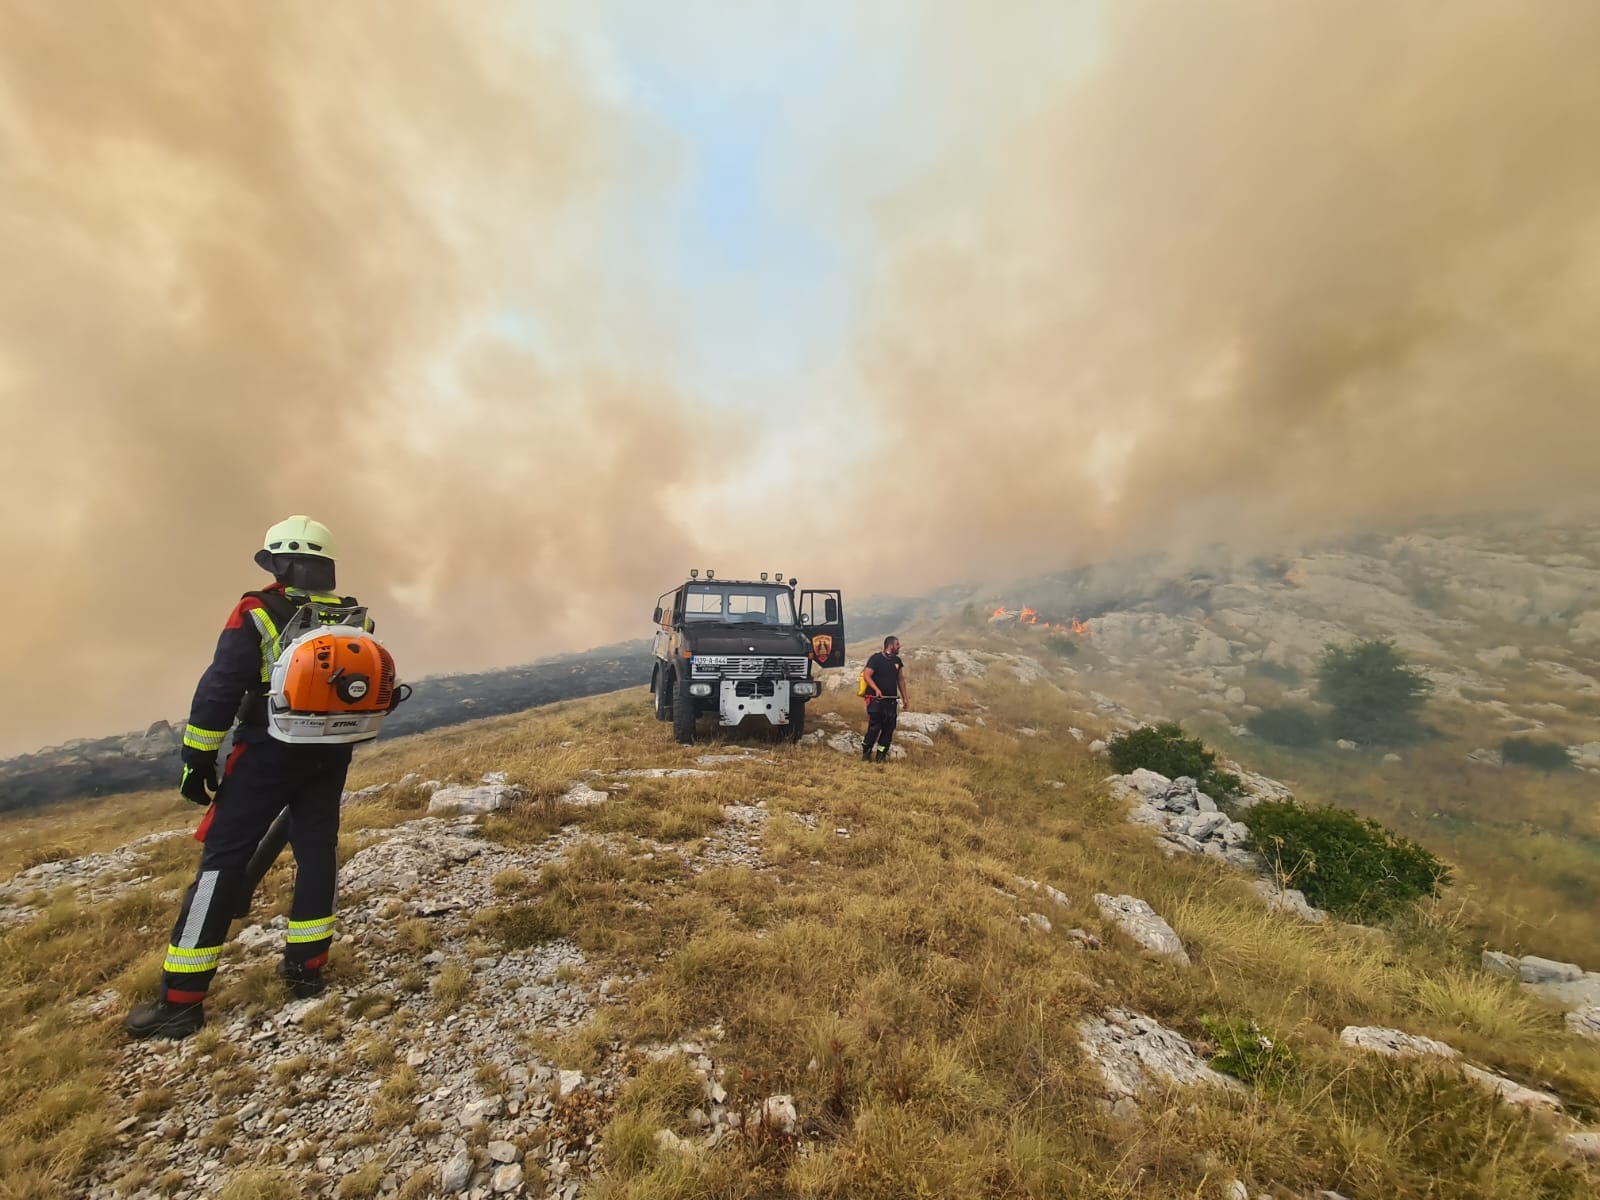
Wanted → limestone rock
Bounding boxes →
[560,781,609,806]
[1519,955,1583,985]
[760,1094,798,1134]
[1015,876,1071,909]
[428,778,527,814]
[441,1147,473,1192]
[1480,950,1520,979]
[614,767,717,779]
[1251,879,1326,924]
[1093,894,1190,965]
[491,1162,524,1192]
[825,730,905,759]
[1563,1131,1600,1163]
[1077,1009,1240,1104]
[1459,1064,1563,1112]
[1227,766,1294,807]
[655,1128,697,1155]
[895,711,966,736]
[1566,1006,1600,1040]
[1341,1026,1562,1111]
[1339,1026,1458,1060]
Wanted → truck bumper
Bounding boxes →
[717,679,796,726]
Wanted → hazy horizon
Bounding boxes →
[4,1,1598,754]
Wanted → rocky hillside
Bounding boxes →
[875,511,1600,964]
[0,643,654,813]
[3,636,1599,1200]
[12,511,1594,817]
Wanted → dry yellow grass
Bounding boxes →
[2,634,1598,1199]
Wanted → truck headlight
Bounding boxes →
[792,681,817,696]
[688,683,713,697]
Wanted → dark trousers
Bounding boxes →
[864,697,899,755]
[161,738,351,1002]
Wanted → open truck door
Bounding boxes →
[799,589,846,669]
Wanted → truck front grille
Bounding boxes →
[695,656,809,680]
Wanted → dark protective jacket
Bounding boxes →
[182,585,364,754]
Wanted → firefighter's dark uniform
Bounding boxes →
[159,585,361,1004]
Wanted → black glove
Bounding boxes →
[179,750,219,806]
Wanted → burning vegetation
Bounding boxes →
[989,606,1091,636]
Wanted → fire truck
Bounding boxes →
[650,571,845,745]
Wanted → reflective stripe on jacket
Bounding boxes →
[183,585,356,747]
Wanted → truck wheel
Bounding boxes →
[786,701,807,742]
[672,673,697,745]
[652,667,672,722]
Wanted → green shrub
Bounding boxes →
[1500,737,1571,771]
[1106,722,1242,799]
[1254,660,1301,684]
[1199,1015,1296,1090]
[1246,706,1323,748]
[1243,800,1451,923]
[1316,639,1433,745]
[1044,634,1078,658]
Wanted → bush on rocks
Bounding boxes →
[1243,800,1451,923]
[1316,639,1433,746]
[1106,722,1242,799]
[1247,705,1323,748]
[1500,736,1572,771]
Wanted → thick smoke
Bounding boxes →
[843,2,1600,593]
[5,2,1598,755]
[0,1,712,753]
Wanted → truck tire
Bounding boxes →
[785,700,807,742]
[672,672,697,745]
[652,666,672,721]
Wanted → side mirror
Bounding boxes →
[824,598,838,624]
[652,606,663,624]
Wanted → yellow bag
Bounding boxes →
[857,669,869,697]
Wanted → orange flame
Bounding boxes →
[991,602,1091,637]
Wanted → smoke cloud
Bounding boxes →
[0,1,715,753]
[4,2,1598,755]
[842,2,1600,592]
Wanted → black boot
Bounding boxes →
[875,748,889,763]
[279,961,326,1000]
[125,998,205,1041]
[861,744,873,762]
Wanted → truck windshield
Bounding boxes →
[683,585,794,626]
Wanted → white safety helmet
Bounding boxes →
[254,515,338,587]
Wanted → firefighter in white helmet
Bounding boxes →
[126,516,373,1039]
